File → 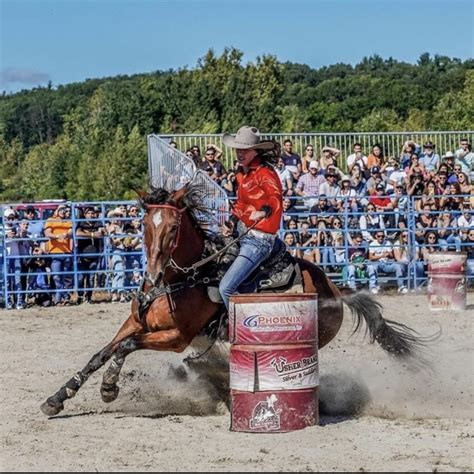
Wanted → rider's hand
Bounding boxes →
[249,210,267,221]
[222,221,234,237]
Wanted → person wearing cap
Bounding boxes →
[295,160,326,207]
[419,141,440,174]
[365,165,388,195]
[76,207,106,304]
[219,126,283,310]
[370,183,394,227]
[44,205,73,305]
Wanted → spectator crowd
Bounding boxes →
[1,137,473,309]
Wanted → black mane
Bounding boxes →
[138,183,215,234]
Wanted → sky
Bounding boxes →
[1,0,473,93]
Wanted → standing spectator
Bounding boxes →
[281,139,302,181]
[4,218,32,309]
[275,157,295,196]
[319,146,341,171]
[106,209,126,303]
[346,143,368,174]
[205,143,223,161]
[301,144,317,173]
[295,160,326,207]
[123,216,143,291]
[346,232,376,291]
[23,206,44,240]
[26,244,52,307]
[455,138,474,177]
[44,205,73,305]
[419,141,440,175]
[200,147,227,185]
[76,207,105,304]
[368,231,408,294]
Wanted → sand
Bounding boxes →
[0,293,472,472]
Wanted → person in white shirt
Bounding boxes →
[419,141,440,174]
[346,143,368,173]
[455,138,474,178]
[368,231,408,294]
[275,157,294,196]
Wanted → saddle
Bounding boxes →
[205,235,303,304]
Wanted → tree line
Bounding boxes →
[1,48,473,202]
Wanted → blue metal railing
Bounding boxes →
[1,195,472,307]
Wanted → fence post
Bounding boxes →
[71,203,79,300]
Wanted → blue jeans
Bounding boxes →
[438,235,461,252]
[7,258,27,305]
[51,256,72,303]
[219,232,275,310]
[347,262,376,290]
[110,252,125,293]
[373,261,406,289]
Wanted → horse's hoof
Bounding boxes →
[101,384,119,403]
[40,399,64,416]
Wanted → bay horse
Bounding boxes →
[40,183,427,417]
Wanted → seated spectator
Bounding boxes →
[282,198,298,226]
[393,230,423,287]
[205,143,223,161]
[433,171,449,194]
[464,228,474,283]
[336,175,358,214]
[310,219,335,269]
[283,232,302,259]
[441,151,456,175]
[301,144,317,173]
[457,203,473,251]
[190,145,201,166]
[419,230,441,262]
[415,180,440,212]
[346,231,376,291]
[275,157,295,196]
[221,170,237,198]
[360,204,386,242]
[405,154,427,180]
[437,211,460,251]
[455,171,472,195]
[350,164,369,208]
[407,172,425,198]
[295,160,326,207]
[365,166,387,195]
[318,170,340,207]
[399,139,420,169]
[281,139,302,181]
[415,203,438,244]
[26,244,52,307]
[368,231,408,294]
[391,182,409,227]
[369,183,394,227]
[439,182,463,213]
[367,144,386,171]
[346,143,368,174]
[286,218,301,243]
[309,195,336,223]
[385,157,405,193]
[319,146,341,171]
[419,141,440,176]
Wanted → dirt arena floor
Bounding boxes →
[1,293,472,472]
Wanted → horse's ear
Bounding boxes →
[172,186,188,206]
[134,189,148,208]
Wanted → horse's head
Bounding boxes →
[138,185,206,286]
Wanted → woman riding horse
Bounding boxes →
[219,125,283,309]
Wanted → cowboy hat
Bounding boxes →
[222,126,275,150]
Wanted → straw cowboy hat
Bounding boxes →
[222,126,275,150]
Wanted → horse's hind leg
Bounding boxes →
[100,354,125,403]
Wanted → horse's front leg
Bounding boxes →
[98,328,190,404]
[40,312,142,417]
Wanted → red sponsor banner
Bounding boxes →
[427,273,467,311]
[230,389,319,432]
[427,252,467,275]
[229,294,318,344]
[230,344,319,392]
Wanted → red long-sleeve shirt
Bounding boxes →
[232,164,283,234]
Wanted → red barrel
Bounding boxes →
[427,252,467,311]
[229,293,319,433]
[230,343,319,392]
[229,293,318,345]
[230,389,319,433]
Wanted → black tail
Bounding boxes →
[332,291,438,363]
